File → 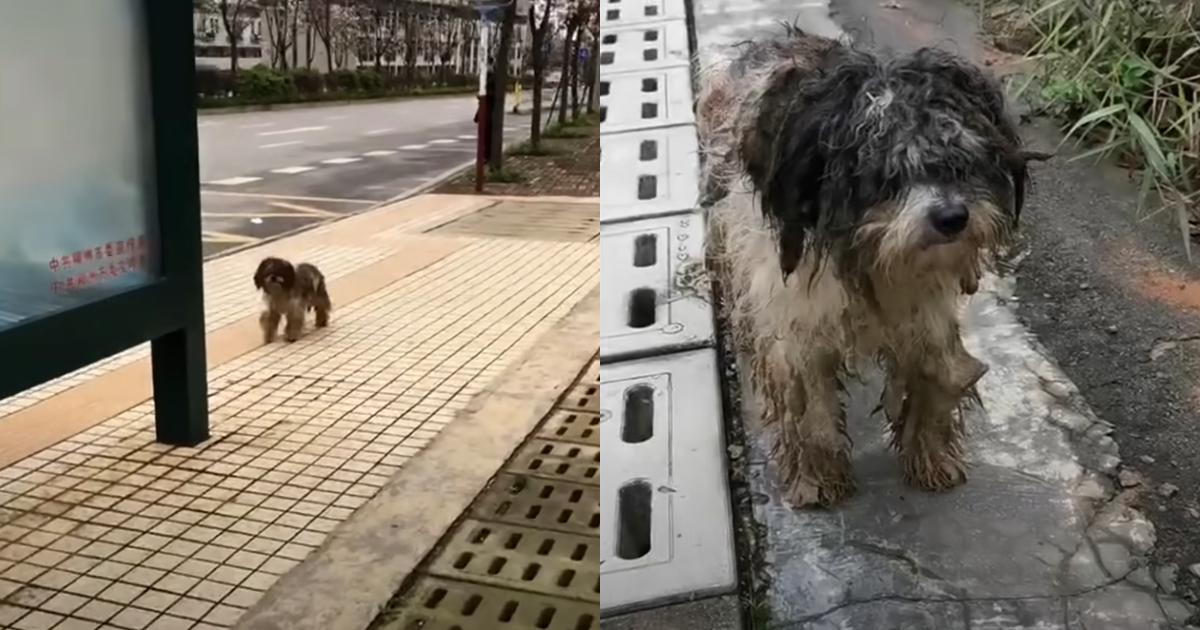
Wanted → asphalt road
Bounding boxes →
[197,95,535,258]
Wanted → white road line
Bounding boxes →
[429,139,458,144]
[399,144,428,150]
[241,122,275,129]
[321,157,361,164]
[365,128,394,135]
[457,135,477,140]
[363,150,397,156]
[205,176,263,186]
[259,140,303,149]
[258,126,328,137]
[270,166,316,174]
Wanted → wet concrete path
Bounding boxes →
[692,0,1200,627]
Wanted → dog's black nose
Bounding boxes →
[929,201,969,236]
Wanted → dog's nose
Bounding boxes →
[929,201,969,236]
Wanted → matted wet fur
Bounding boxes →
[253,257,332,343]
[699,26,1050,508]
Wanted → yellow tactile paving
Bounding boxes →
[0,195,599,630]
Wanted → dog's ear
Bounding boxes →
[253,259,270,290]
[276,260,297,290]
[744,49,871,278]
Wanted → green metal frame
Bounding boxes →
[0,0,209,446]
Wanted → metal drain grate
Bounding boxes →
[511,440,600,486]
[380,577,599,630]
[560,383,599,413]
[537,410,600,445]
[473,474,601,538]
[372,355,601,630]
[427,201,599,242]
[429,519,600,602]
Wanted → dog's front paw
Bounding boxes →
[782,448,857,509]
[786,475,857,509]
[900,452,967,492]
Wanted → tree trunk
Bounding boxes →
[558,25,575,125]
[489,4,517,170]
[291,10,299,69]
[569,31,581,120]
[588,35,600,113]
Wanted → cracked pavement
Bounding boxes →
[693,0,1200,627]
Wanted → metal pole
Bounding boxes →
[475,12,489,193]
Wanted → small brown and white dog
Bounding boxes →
[253,256,332,343]
[699,26,1051,508]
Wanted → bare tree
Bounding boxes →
[349,0,405,73]
[456,15,477,77]
[488,0,518,169]
[300,8,318,68]
[399,7,423,81]
[431,6,461,86]
[262,0,299,69]
[585,1,598,113]
[330,1,359,69]
[567,0,595,120]
[217,0,259,75]
[557,0,583,124]
[306,0,336,72]
[527,0,555,149]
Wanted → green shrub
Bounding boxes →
[328,69,360,92]
[290,68,324,95]
[355,68,386,94]
[195,67,235,97]
[236,65,295,101]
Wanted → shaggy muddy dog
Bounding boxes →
[698,26,1050,508]
[253,257,331,343]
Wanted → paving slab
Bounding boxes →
[0,193,599,629]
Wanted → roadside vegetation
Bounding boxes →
[988,0,1200,257]
[196,65,479,109]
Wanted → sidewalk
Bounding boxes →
[0,192,598,629]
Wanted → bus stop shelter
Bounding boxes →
[0,1,209,445]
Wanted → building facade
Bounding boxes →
[193,1,526,78]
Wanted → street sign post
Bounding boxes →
[475,0,506,192]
